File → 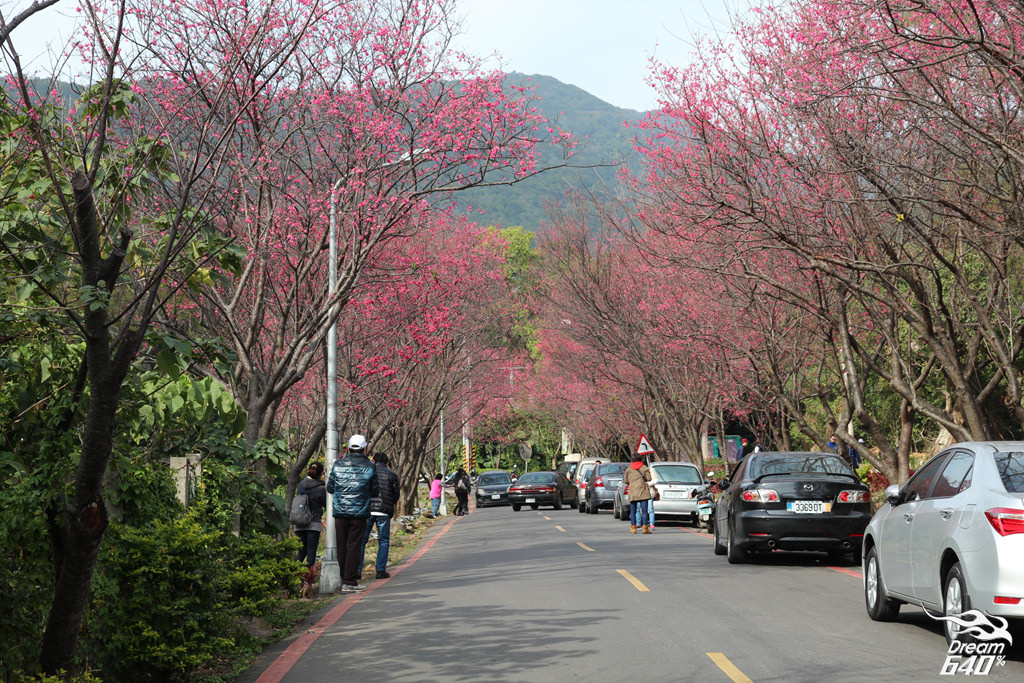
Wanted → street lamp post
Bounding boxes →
[319,150,430,593]
[319,177,344,594]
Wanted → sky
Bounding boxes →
[7,0,742,112]
[452,0,740,111]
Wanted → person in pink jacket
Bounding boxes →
[429,472,443,516]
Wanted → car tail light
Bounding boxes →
[994,596,1022,605]
[985,508,1024,536]
[594,477,605,488]
[741,489,779,503]
[580,481,587,490]
[624,484,629,495]
[837,490,870,503]
[539,486,555,493]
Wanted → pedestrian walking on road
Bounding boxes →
[453,467,471,516]
[623,454,653,534]
[360,452,400,579]
[326,434,379,593]
[294,462,327,567]
[429,472,443,516]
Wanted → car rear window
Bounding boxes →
[652,465,702,484]
[516,472,554,485]
[995,452,1024,493]
[577,465,595,481]
[597,463,628,475]
[750,454,853,478]
[477,472,511,485]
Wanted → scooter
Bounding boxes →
[693,474,717,531]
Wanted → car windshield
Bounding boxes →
[596,463,628,476]
[516,472,554,485]
[652,464,702,484]
[477,472,511,485]
[750,454,853,478]
[995,452,1024,492]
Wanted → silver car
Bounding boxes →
[863,442,1024,643]
[613,462,708,524]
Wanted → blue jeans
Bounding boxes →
[431,497,441,516]
[630,500,650,527]
[360,515,391,573]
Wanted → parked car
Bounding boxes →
[572,457,603,512]
[508,471,579,511]
[582,462,629,514]
[863,442,1024,644]
[712,451,871,564]
[556,459,579,484]
[613,461,708,524]
[473,470,513,508]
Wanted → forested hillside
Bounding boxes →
[452,73,648,231]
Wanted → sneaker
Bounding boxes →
[376,570,391,579]
[341,584,367,593]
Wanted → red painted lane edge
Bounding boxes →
[828,566,863,578]
[255,516,461,683]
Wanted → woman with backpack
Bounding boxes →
[294,462,327,567]
[453,467,471,516]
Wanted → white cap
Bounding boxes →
[348,434,367,451]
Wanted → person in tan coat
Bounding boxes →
[622,454,653,534]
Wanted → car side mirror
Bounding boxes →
[718,478,729,490]
[884,484,902,506]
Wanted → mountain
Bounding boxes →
[451,73,649,232]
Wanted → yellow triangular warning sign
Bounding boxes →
[635,434,654,455]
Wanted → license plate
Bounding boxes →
[663,491,686,499]
[788,501,831,513]
[525,498,536,503]
[491,494,501,499]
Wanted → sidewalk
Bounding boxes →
[235,514,461,683]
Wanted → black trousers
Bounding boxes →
[455,489,469,515]
[335,516,368,585]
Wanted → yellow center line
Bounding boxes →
[707,653,753,683]
[577,542,595,552]
[555,525,567,532]
[616,569,649,592]
[543,515,552,520]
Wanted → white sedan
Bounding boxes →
[862,442,1024,644]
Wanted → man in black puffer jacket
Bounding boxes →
[326,434,379,592]
[360,452,401,579]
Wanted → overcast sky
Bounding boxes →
[453,0,740,111]
[8,0,742,111]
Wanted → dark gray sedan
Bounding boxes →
[474,470,513,507]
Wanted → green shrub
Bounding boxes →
[82,508,300,682]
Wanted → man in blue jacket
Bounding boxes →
[326,434,379,593]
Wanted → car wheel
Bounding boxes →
[613,502,621,520]
[511,503,521,512]
[578,499,586,513]
[726,519,746,564]
[554,495,563,511]
[944,562,973,645]
[864,546,900,622]
[531,504,539,510]
[713,517,726,555]
[570,493,579,510]
[589,499,599,514]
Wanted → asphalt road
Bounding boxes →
[243,503,1024,682]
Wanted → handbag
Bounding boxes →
[652,486,660,502]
